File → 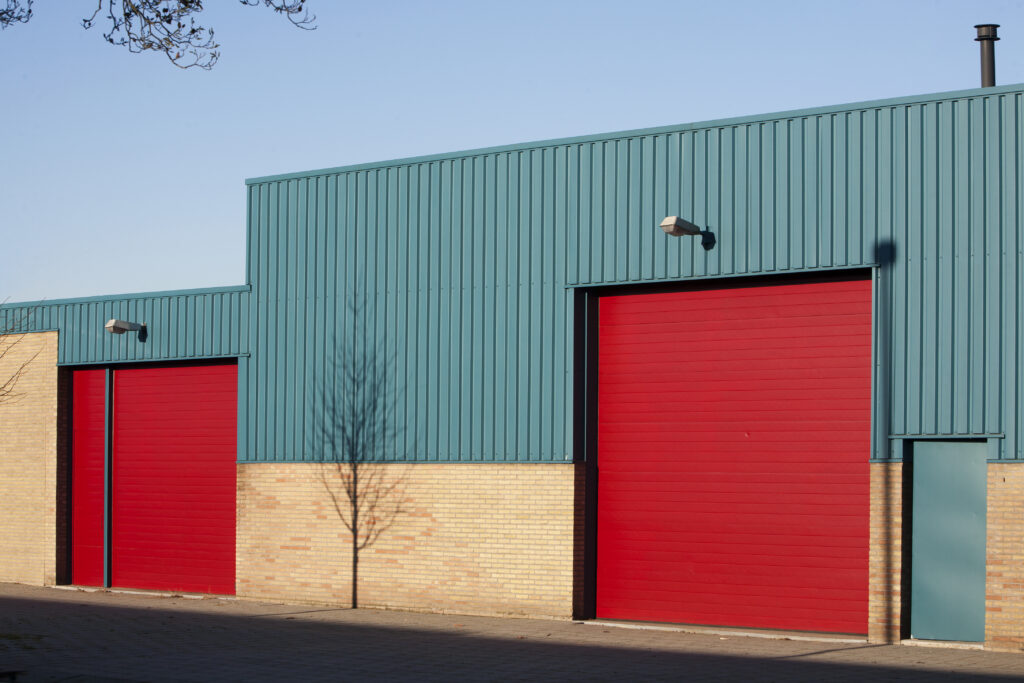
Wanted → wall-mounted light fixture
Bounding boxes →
[105,319,143,334]
[660,216,716,250]
[105,318,147,342]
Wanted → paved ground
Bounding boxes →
[2,583,1024,682]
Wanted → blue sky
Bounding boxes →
[2,0,1022,302]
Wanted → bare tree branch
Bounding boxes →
[1,1,316,69]
[0,306,39,405]
[82,1,219,70]
[240,0,315,30]
[0,0,32,28]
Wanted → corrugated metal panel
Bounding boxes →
[239,85,1023,462]
[246,160,574,462]
[0,286,250,366]
[884,94,1021,460]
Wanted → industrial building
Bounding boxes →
[2,81,1023,649]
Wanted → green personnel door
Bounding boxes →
[910,441,987,642]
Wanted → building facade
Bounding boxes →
[3,83,1024,649]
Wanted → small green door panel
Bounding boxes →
[911,441,987,642]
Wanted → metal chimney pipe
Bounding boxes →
[975,24,1000,87]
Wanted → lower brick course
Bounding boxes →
[868,458,1024,652]
[0,331,59,585]
[987,463,1024,651]
[869,462,903,643]
[236,462,580,618]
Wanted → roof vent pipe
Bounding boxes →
[975,24,1000,87]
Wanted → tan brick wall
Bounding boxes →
[868,460,1024,651]
[0,331,59,585]
[987,463,1024,651]
[237,462,580,618]
[869,462,903,643]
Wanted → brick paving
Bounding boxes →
[2,583,1024,682]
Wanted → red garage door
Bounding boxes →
[596,276,871,634]
[70,363,237,594]
[71,369,106,586]
[111,364,237,594]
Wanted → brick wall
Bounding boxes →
[987,463,1024,651]
[869,462,903,643]
[237,462,580,618]
[0,331,59,585]
[868,459,1024,651]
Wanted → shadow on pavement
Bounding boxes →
[0,592,1021,682]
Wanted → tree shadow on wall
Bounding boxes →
[311,312,410,609]
[0,304,40,405]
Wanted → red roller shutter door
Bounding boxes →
[596,277,871,634]
[71,369,106,586]
[111,364,237,594]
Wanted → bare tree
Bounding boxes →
[316,330,407,609]
[0,307,38,405]
[1,1,315,69]
[0,0,31,27]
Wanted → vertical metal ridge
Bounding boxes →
[0,290,248,369]
[6,87,1023,463]
[225,88,1024,461]
[1015,94,1023,459]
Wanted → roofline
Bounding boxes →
[246,82,1024,185]
[1,284,250,309]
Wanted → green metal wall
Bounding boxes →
[243,84,1024,463]
[0,286,250,365]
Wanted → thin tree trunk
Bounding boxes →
[351,464,359,608]
[351,537,359,609]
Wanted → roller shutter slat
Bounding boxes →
[71,369,106,586]
[111,363,237,595]
[596,278,870,634]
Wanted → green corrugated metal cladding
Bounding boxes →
[5,85,1021,463]
[243,84,1024,463]
[0,286,250,365]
